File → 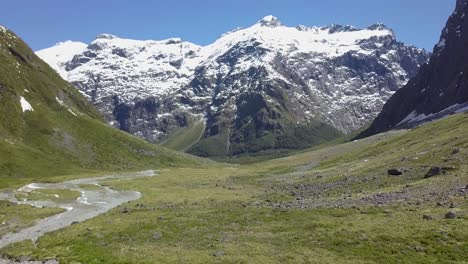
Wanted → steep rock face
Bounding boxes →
[359,0,468,138]
[37,17,430,155]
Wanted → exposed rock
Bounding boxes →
[451,147,460,155]
[445,211,457,219]
[212,251,225,257]
[358,0,468,138]
[424,166,442,178]
[422,214,433,220]
[153,232,162,241]
[388,168,404,176]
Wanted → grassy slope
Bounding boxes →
[161,120,206,152]
[0,27,203,188]
[188,120,344,158]
[2,113,467,263]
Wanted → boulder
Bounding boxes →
[387,168,404,176]
[422,215,433,220]
[445,211,457,219]
[425,166,442,178]
[153,231,162,241]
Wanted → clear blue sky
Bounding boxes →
[1,0,456,51]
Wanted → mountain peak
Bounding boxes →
[96,33,119,40]
[258,15,282,27]
[322,24,359,33]
[367,23,390,31]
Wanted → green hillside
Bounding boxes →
[0,27,201,187]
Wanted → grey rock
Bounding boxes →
[425,166,442,178]
[422,215,433,220]
[451,147,460,155]
[445,211,457,219]
[387,168,404,176]
[153,232,162,241]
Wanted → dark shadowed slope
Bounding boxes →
[359,0,468,138]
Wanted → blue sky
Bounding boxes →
[1,0,455,51]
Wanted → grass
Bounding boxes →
[161,119,206,151]
[0,201,64,237]
[0,113,467,263]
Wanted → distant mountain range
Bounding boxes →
[359,0,468,138]
[37,16,429,156]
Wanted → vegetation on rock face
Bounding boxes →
[187,93,343,157]
[161,119,206,152]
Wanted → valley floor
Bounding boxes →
[0,113,467,263]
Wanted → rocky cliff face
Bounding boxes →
[359,0,468,138]
[37,16,429,156]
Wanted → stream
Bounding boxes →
[0,170,155,249]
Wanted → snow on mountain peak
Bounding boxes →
[258,15,283,27]
[36,16,429,144]
[96,33,119,39]
[323,24,359,33]
[36,41,87,76]
[36,16,402,104]
[367,23,391,31]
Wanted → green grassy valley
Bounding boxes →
[0,112,466,263]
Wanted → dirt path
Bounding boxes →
[0,170,155,249]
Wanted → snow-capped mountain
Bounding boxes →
[37,16,430,156]
[359,0,468,138]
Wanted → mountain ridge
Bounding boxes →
[358,0,468,138]
[37,16,430,156]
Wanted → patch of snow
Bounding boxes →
[56,97,79,116]
[398,103,468,127]
[19,97,33,112]
[36,41,88,76]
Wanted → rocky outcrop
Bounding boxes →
[359,0,468,138]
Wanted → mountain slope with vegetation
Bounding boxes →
[0,26,201,187]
